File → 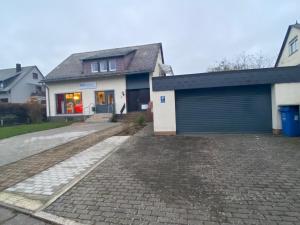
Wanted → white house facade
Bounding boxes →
[272,23,300,132]
[44,43,170,119]
[0,64,44,103]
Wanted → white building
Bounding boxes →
[272,22,300,133]
[44,43,170,120]
[0,64,44,103]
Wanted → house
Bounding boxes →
[151,23,300,135]
[0,64,45,103]
[272,22,300,133]
[44,43,171,119]
[275,22,300,67]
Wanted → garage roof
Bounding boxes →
[152,66,300,91]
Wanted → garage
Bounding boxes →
[175,85,272,134]
[152,66,300,135]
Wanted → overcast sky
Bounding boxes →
[0,0,299,75]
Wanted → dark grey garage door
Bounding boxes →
[175,85,272,134]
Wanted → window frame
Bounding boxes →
[32,73,38,79]
[289,36,298,56]
[109,59,117,72]
[91,62,99,73]
[55,92,83,115]
[99,60,108,72]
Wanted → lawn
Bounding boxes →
[0,122,72,140]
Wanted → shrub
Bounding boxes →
[26,102,43,123]
[0,102,46,125]
[136,115,145,126]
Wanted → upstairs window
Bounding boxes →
[0,82,3,89]
[100,60,108,72]
[289,36,298,56]
[109,59,117,71]
[32,73,38,79]
[91,62,99,73]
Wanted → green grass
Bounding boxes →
[0,122,72,140]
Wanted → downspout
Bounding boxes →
[45,84,51,118]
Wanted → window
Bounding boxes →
[96,91,106,105]
[289,36,298,56]
[91,62,99,73]
[0,82,3,89]
[0,98,8,103]
[100,60,108,72]
[109,59,117,71]
[32,73,38,79]
[56,92,82,114]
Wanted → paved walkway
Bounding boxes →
[0,206,52,225]
[45,134,300,225]
[5,136,129,198]
[0,123,126,191]
[0,122,117,166]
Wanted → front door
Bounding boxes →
[95,90,115,113]
[126,88,150,112]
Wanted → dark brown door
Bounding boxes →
[126,88,150,112]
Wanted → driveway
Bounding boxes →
[45,134,300,225]
[0,122,118,166]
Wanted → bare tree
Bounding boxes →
[207,52,274,72]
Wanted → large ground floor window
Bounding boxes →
[56,92,82,114]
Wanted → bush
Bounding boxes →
[135,115,145,126]
[0,102,46,125]
[26,102,43,123]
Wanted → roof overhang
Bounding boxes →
[43,70,152,83]
[152,66,300,91]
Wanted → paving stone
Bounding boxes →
[0,207,16,223]
[5,136,129,196]
[0,124,127,192]
[45,135,300,225]
[2,214,47,225]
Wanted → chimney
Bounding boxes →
[16,63,21,72]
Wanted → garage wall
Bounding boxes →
[153,90,176,135]
[272,82,300,131]
[149,49,163,102]
[47,77,126,117]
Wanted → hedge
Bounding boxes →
[0,102,46,126]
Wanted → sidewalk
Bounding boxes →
[0,123,127,191]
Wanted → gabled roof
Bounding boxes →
[45,43,163,82]
[275,23,300,67]
[0,66,38,92]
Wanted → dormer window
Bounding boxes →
[109,59,117,71]
[100,60,108,72]
[91,62,99,73]
[289,36,298,56]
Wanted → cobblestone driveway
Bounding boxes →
[46,134,300,225]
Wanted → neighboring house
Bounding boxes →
[275,22,300,67]
[0,64,45,103]
[272,22,300,132]
[44,43,171,119]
